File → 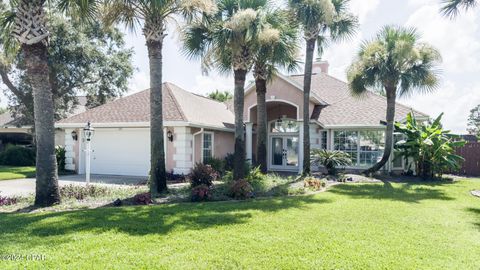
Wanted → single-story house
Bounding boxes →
[56,60,428,176]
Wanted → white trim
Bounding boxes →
[192,128,204,164]
[247,99,301,123]
[201,131,214,163]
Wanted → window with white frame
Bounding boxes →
[333,131,358,164]
[202,132,213,161]
[359,130,385,167]
[333,130,386,167]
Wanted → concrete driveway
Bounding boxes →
[0,174,148,197]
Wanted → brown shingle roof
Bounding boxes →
[289,72,428,126]
[57,83,235,129]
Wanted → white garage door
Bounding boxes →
[82,128,150,176]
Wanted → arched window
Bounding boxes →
[270,119,299,133]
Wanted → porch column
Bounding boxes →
[246,123,253,164]
[298,120,304,174]
[173,126,193,175]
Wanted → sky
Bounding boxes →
[2,0,478,133]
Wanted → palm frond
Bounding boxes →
[441,0,477,17]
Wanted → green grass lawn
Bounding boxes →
[0,178,479,269]
[0,166,35,180]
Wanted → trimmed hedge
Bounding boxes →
[0,144,35,166]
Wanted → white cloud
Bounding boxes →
[405,3,480,74]
[191,74,234,96]
[349,0,381,24]
[401,80,480,133]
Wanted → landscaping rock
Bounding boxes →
[471,190,480,198]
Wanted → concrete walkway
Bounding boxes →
[0,174,148,197]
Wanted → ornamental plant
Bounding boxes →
[395,112,466,179]
[310,149,352,175]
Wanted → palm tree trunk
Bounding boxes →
[365,86,396,174]
[23,43,60,206]
[147,39,167,194]
[233,69,247,180]
[255,77,268,173]
[302,38,316,176]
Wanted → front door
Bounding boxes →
[270,136,299,171]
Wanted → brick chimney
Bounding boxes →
[312,59,329,74]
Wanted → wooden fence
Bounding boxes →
[453,142,480,176]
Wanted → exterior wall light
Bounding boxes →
[71,130,78,141]
[167,130,173,142]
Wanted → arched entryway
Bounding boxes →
[246,100,303,173]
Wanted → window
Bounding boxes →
[321,131,328,150]
[359,131,385,167]
[333,130,386,167]
[270,119,299,133]
[202,132,213,161]
[334,131,358,164]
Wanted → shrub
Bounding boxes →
[0,144,35,166]
[224,153,234,172]
[304,177,327,191]
[0,192,18,206]
[189,163,218,187]
[310,149,352,175]
[191,184,212,202]
[228,179,254,199]
[59,184,109,200]
[245,166,267,191]
[133,192,152,205]
[55,145,66,171]
[395,112,466,179]
[204,157,226,175]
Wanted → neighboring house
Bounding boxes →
[0,96,87,150]
[56,60,428,176]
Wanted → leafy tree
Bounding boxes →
[0,0,96,207]
[310,149,351,175]
[102,0,215,195]
[441,0,477,17]
[395,112,465,179]
[288,0,357,175]
[253,9,299,174]
[182,0,269,180]
[348,25,442,175]
[207,90,233,102]
[0,14,133,126]
[467,104,480,136]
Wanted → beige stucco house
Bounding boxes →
[56,60,428,176]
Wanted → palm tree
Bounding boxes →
[441,0,477,17]
[347,25,442,174]
[253,10,299,173]
[288,0,357,176]
[102,0,216,194]
[208,90,233,102]
[182,0,268,180]
[0,0,95,206]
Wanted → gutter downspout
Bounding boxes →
[192,128,204,165]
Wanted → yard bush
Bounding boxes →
[0,144,35,166]
[133,192,152,205]
[191,184,212,202]
[204,157,226,175]
[55,145,66,172]
[189,163,219,187]
[310,149,352,175]
[395,112,466,179]
[228,179,254,200]
[304,177,327,191]
[0,192,18,206]
[59,184,109,200]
